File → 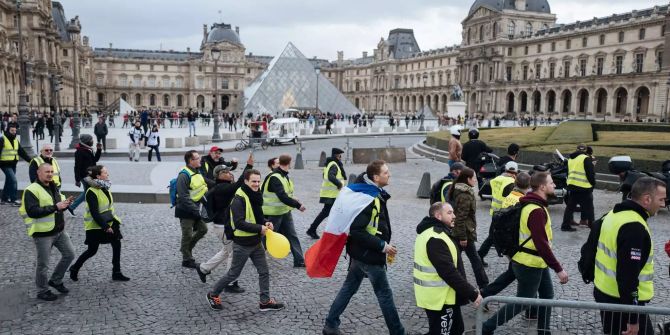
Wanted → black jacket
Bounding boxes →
[207,164,252,223]
[462,139,492,170]
[94,122,108,137]
[567,151,596,192]
[230,184,265,246]
[24,181,65,238]
[0,134,32,167]
[200,155,238,188]
[319,157,347,204]
[416,216,479,305]
[73,144,101,183]
[263,168,301,211]
[346,176,392,265]
[174,166,202,220]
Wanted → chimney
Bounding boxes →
[337,51,343,62]
[203,24,208,41]
[363,51,368,58]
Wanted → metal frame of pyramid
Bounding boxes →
[244,42,360,116]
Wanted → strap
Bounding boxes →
[514,237,540,256]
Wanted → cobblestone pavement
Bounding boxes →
[1,150,669,334]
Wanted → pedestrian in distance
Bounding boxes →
[447,167,490,289]
[175,150,209,269]
[0,124,33,205]
[562,143,596,231]
[306,148,346,239]
[29,144,62,190]
[447,125,463,167]
[206,169,285,312]
[19,163,75,301]
[261,154,306,267]
[430,162,465,205]
[128,121,143,162]
[69,165,130,282]
[145,124,161,162]
[187,110,197,137]
[414,202,483,335]
[94,117,108,153]
[461,128,492,186]
[594,177,666,335]
[68,134,102,214]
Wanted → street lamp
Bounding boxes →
[67,17,81,149]
[211,47,222,141]
[15,0,35,156]
[419,73,428,131]
[312,65,321,134]
[50,74,63,151]
[665,78,670,124]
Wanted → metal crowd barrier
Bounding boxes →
[474,296,670,335]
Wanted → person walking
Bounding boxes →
[0,124,32,205]
[69,165,130,282]
[594,177,666,335]
[481,172,569,335]
[128,121,143,162]
[306,148,346,239]
[145,124,161,162]
[205,169,285,312]
[200,146,238,187]
[19,163,74,301]
[69,134,102,214]
[187,110,197,136]
[414,202,483,335]
[94,117,108,153]
[431,162,465,205]
[322,160,405,335]
[447,167,489,289]
[447,126,463,167]
[29,144,62,190]
[562,143,596,231]
[175,150,208,268]
[261,154,306,267]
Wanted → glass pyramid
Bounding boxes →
[244,42,360,116]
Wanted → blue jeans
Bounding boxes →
[266,213,304,265]
[69,182,89,210]
[188,121,196,136]
[324,259,405,335]
[482,262,554,334]
[1,165,17,201]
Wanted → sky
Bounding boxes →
[61,0,668,61]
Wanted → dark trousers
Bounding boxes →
[96,135,106,151]
[562,190,594,227]
[266,213,304,265]
[180,218,208,261]
[307,202,333,233]
[425,305,463,335]
[594,288,654,335]
[481,262,537,318]
[148,145,161,161]
[71,240,122,274]
[478,223,495,260]
[461,240,489,288]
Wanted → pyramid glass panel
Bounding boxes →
[244,43,360,116]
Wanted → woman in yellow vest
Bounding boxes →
[306,148,346,239]
[69,165,130,282]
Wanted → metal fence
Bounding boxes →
[474,296,670,335]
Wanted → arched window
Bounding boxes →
[177,94,184,107]
[492,22,498,39]
[507,21,515,37]
[479,25,484,41]
[163,94,170,107]
[525,22,533,35]
[135,94,141,106]
[467,28,471,44]
[149,94,156,106]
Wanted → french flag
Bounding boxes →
[305,183,380,278]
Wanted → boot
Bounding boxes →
[112,272,130,281]
[69,266,79,281]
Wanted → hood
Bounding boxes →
[519,191,548,207]
[416,216,439,234]
[569,151,585,159]
[613,199,650,221]
[453,182,473,193]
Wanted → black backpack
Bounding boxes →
[429,178,452,205]
[577,212,607,284]
[491,203,538,257]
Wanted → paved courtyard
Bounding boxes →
[0,141,669,334]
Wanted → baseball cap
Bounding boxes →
[577,144,587,152]
[209,146,224,153]
[504,161,519,173]
[213,165,231,176]
[451,162,465,171]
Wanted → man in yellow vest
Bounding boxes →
[594,177,666,335]
[1,124,33,205]
[306,148,346,239]
[481,172,569,335]
[29,144,62,189]
[479,161,518,266]
[414,201,482,334]
[562,143,596,232]
[175,150,209,269]
[262,154,306,267]
[20,163,74,301]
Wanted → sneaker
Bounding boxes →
[36,290,58,301]
[69,267,79,281]
[259,298,285,312]
[522,312,538,321]
[206,292,223,311]
[560,226,577,232]
[112,272,130,281]
[10,200,21,207]
[0,200,9,205]
[224,281,245,294]
[182,259,198,269]
[48,280,69,293]
[322,326,343,335]
[306,230,320,240]
[196,266,208,283]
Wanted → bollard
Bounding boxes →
[318,151,327,167]
[294,152,304,170]
[347,173,358,186]
[416,172,432,199]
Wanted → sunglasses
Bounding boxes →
[43,149,53,152]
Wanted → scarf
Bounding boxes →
[92,178,112,190]
[240,183,264,224]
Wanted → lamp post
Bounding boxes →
[15,0,35,156]
[666,78,670,124]
[67,18,81,149]
[312,65,321,134]
[211,47,222,141]
[419,73,427,131]
[50,74,63,151]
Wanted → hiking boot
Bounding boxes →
[69,267,79,281]
[112,272,130,281]
[196,266,208,283]
[259,298,285,312]
[37,290,58,301]
[560,226,577,232]
[206,292,223,311]
[306,230,320,240]
[182,259,198,269]
[48,280,69,294]
[224,281,245,294]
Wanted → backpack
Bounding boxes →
[491,203,537,257]
[169,169,191,208]
[429,178,452,205]
[577,212,607,284]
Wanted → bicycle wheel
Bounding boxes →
[235,142,246,151]
[261,140,269,150]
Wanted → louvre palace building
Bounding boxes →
[2,0,670,121]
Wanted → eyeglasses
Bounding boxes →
[43,149,53,152]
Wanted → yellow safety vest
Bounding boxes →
[319,161,344,199]
[365,198,381,236]
[32,156,61,187]
[594,210,654,301]
[83,187,122,230]
[501,191,523,209]
[490,175,515,215]
[567,154,593,189]
[181,167,207,202]
[440,181,453,203]
[19,183,65,236]
[0,136,19,161]
[262,172,295,216]
[230,188,260,237]
[413,227,458,310]
[512,203,553,268]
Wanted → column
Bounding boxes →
[605,88,614,121]
[648,84,657,118]
[588,89,597,117]
[627,89,636,120]
[570,92,578,116]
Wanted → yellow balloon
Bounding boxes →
[266,230,290,259]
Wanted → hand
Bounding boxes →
[246,153,254,166]
[260,225,268,236]
[56,201,69,210]
[232,158,238,163]
[383,243,398,256]
[264,222,274,231]
[105,227,114,234]
[75,181,81,187]
[557,270,569,284]
[472,293,483,308]
[459,240,468,248]
[298,204,306,212]
[96,143,102,149]
[622,323,639,335]
[66,196,75,203]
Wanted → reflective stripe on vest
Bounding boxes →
[594,210,654,301]
[0,136,18,161]
[490,175,515,215]
[413,227,458,310]
[181,167,207,202]
[230,188,259,237]
[365,198,381,236]
[567,154,593,188]
[19,183,64,236]
[512,203,553,269]
[32,156,61,187]
[440,181,453,203]
[262,172,295,216]
[319,161,344,199]
[83,187,121,230]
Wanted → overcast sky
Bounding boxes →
[61,0,667,60]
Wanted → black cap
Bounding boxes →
[332,148,344,156]
[451,162,465,171]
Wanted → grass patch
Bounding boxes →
[545,121,593,144]
[429,127,555,147]
[595,131,670,145]
[527,144,669,162]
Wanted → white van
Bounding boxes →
[268,117,300,145]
